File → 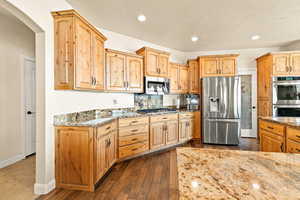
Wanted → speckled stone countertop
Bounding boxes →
[260,117,300,128]
[177,148,300,200]
[54,108,200,127]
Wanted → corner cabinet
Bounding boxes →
[52,10,107,91]
[106,49,144,93]
[136,47,170,78]
[55,120,117,192]
[188,59,200,94]
[199,54,238,77]
[169,63,189,94]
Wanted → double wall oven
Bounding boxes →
[273,77,300,117]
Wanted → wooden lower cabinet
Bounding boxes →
[150,122,167,149]
[118,117,149,159]
[260,130,285,152]
[165,120,179,145]
[55,120,117,192]
[179,119,193,141]
[286,127,300,154]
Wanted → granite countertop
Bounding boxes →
[54,108,200,127]
[177,148,300,200]
[260,117,300,128]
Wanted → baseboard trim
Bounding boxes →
[34,179,56,195]
[0,154,25,168]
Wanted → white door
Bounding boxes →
[239,72,257,138]
[24,59,36,156]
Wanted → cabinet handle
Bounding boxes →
[131,138,138,141]
[290,66,293,72]
[131,129,138,132]
[286,66,289,72]
[296,148,300,152]
[280,143,284,152]
[130,120,138,124]
[123,81,126,87]
[132,148,138,151]
[267,126,274,130]
[296,135,300,139]
[106,126,111,130]
[94,77,97,85]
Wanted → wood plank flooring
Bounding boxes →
[37,138,259,200]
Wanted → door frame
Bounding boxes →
[20,55,36,157]
[238,68,257,138]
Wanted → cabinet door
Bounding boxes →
[201,58,219,77]
[272,54,290,75]
[159,54,169,77]
[258,100,272,117]
[188,60,200,93]
[219,57,236,76]
[290,54,300,75]
[146,51,160,76]
[261,133,284,152]
[94,133,108,183]
[257,57,271,99]
[150,122,166,150]
[166,120,178,145]
[92,33,105,90]
[55,127,94,191]
[126,56,143,93]
[75,19,93,89]
[170,63,179,93]
[54,17,74,90]
[107,131,117,168]
[106,52,126,91]
[179,120,189,141]
[179,66,189,93]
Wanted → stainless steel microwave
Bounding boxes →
[273,77,300,105]
[144,76,170,95]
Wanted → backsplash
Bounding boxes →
[134,94,163,110]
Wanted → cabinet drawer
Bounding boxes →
[119,133,149,147]
[286,127,300,143]
[97,120,117,137]
[179,112,194,119]
[119,124,149,137]
[150,114,178,123]
[119,142,149,159]
[118,116,149,127]
[260,129,284,141]
[286,139,300,154]
[259,120,285,136]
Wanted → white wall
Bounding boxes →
[281,40,300,51]
[0,12,35,166]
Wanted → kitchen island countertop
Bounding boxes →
[260,117,300,129]
[177,148,300,200]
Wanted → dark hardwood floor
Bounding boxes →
[37,138,259,200]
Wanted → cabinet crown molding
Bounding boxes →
[136,47,170,55]
[197,54,239,59]
[256,51,300,60]
[105,48,143,58]
[51,9,107,41]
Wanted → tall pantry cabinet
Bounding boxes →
[52,10,107,91]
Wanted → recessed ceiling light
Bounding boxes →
[137,15,146,22]
[251,35,260,40]
[191,36,199,42]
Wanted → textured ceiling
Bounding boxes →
[68,0,300,51]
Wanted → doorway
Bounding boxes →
[239,71,257,138]
[24,58,36,156]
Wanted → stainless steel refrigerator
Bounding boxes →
[202,76,241,145]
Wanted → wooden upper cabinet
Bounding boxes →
[159,54,169,77]
[219,57,236,76]
[136,47,170,78]
[200,55,238,77]
[126,56,144,93]
[170,63,179,93]
[179,65,189,93]
[92,34,105,90]
[290,53,300,75]
[106,52,126,91]
[106,49,143,93]
[52,10,107,91]
[201,57,219,76]
[273,54,290,75]
[188,60,200,94]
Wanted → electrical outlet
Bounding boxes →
[113,99,118,105]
